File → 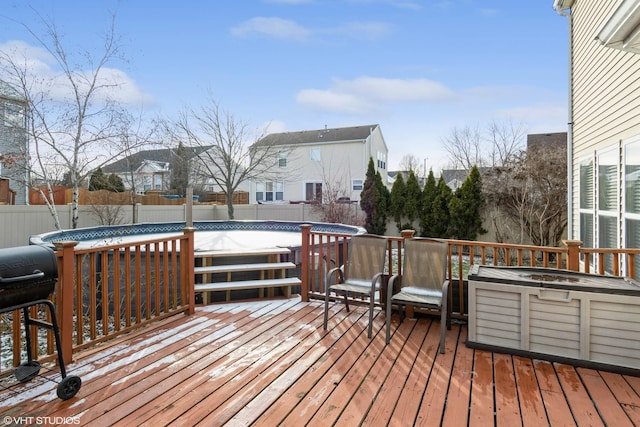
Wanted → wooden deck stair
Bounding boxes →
[194,247,301,303]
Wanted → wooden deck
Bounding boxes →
[1,297,640,426]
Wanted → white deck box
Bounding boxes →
[467,265,640,373]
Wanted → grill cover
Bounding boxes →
[0,245,58,309]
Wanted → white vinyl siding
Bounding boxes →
[569,1,640,242]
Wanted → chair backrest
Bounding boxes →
[344,234,388,282]
[402,238,447,292]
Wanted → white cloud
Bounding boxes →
[231,17,391,42]
[296,88,376,114]
[320,21,391,40]
[296,76,455,114]
[230,17,311,41]
[0,40,153,108]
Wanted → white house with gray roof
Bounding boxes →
[250,124,388,203]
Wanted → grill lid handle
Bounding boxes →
[0,270,45,284]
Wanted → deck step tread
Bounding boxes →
[194,247,291,258]
[194,262,296,275]
[195,277,301,292]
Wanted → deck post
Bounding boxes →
[300,224,312,302]
[401,229,416,239]
[53,241,78,365]
[182,227,196,315]
[563,240,582,272]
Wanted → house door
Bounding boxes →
[305,182,322,202]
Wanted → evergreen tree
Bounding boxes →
[360,158,388,235]
[89,167,125,192]
[107,173,125,192]
[389,173,406,231]
[360,158,378,233]
[89,167,108,191]
[373,171,389,235]
[170,142,190,196]
[419,170,437,236]
[431,176,452,238]
[448,165,486,240]
[403,171,421,230]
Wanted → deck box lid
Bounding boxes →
[468,265,640,296]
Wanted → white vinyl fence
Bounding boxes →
[0,203,330,249]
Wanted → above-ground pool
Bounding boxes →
[31,220,365,304]
[30,220,365,251]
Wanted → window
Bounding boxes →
[579,158,594,248]
[352,179,363,191]
[377,151,386,169]
[255,181,284,202]
[305,182,322,202]
[625,139,640,278]
[310,148,321,162]
[278,151,287,168]
[154,174,163,190]
[3,102,24,128]
[143,175,152,192]
[597,149,619,273]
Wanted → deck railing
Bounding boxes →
[2,224,638,375]
[300,227,640,320]
[0,229,195,373]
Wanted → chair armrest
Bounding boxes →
[325,266,344,288]
[370,272,384,293]
[387,273,399,307]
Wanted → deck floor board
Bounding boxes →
[1,298,640,426]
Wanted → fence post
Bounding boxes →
[563,240,582,272]
[182,227,196,315]
[53,241,78,365]
[300,224,312,302]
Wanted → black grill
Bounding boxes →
[0,245,58,309]
[0,245,81,400]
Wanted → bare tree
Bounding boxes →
[442,120,526,169]
[485,119,527,166]
[483,145,567,247]
[116,112,160,223]
[167,99,277,219]
[398,153,427,177]
[441,124,483,170]
[311,161,364,226]
[0,10,148,229]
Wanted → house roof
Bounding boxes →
[102,146,212,174]
[254,124,380,147]
[526,132,567,152]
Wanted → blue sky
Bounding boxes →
[0,0,569,171]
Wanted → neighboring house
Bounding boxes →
[102,146,211,194]
[554,0,640,277]
[250,124,388,203]
[0,81,28,204]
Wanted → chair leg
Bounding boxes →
[324,287,330,330]
[385,299,392,344]
[367,297,374,339]
[439,293,448,354]
[344,292,350,312]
